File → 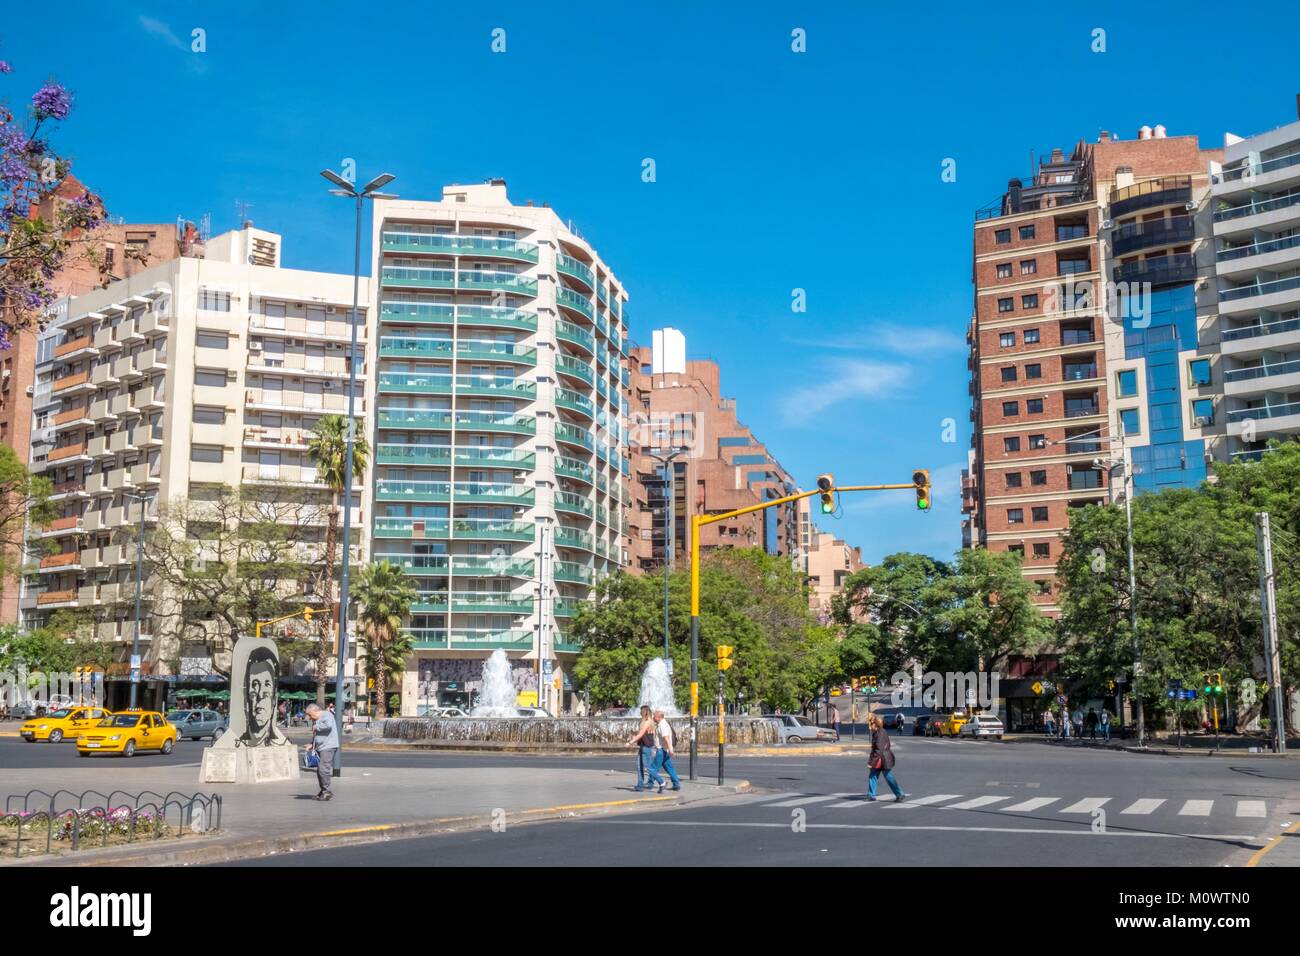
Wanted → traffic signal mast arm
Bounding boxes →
[254,606,315,640]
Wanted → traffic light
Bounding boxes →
[867,675,878,693]
[816,473,835,515]
[1203,674,1213,695]
[303,607,314,622]
[850,676,860,691]
[716,645,734,671]
[1107,680,1116,695]
[913,469,931,512]
[1212,672,1223,696]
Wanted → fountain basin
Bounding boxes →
[382,716,782,749]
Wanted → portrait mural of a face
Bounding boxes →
[225,637,290,748]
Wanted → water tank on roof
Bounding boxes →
[1138,125,1153,140]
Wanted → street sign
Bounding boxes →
[1031,681,1043,695]
[130,655,141,669]
[665,659,674,676]
[1168,679,1183,690]
[1056,694,1067,706]
[1182,689,1198,700]
[1166,690,1176,699]
[542,660,553,678]
[130,668,141,683]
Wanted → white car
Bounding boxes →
[959,714,1005,739]
[772,714,838,743]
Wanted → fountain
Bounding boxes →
[636,657,680,716]
[469,649,519,717]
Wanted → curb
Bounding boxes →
[1,780,751,868]
[1245,821,1299,867]
[345,740,852,756]
[997,735,1295,758]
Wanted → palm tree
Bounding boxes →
[306,414,370,707]
[353,560,418,719]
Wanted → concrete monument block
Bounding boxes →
[201,636,299,785]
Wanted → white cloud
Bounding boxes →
[139,15,188,51]
[780,358,911,424]
[787,323,964,358]
[837,461,966,516]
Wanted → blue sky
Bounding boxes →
[6,2,1299,563]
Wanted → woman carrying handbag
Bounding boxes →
[865,713,907,802]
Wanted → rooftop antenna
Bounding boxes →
[199,212,211,241]
[235,198,254,226]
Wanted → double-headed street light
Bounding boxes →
[319,169,397,768]
[647,447,687,663]
[123,490,156,709]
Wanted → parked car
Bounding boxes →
[924,715,948,737]
[10,694,80,720]
[76,710,178,758]
[959,714,1005,740]
[165,709,228,740]
[420,706,470,718]
[913,714,937,736]
[939,712,972,737]
[19,706,113,743]
[515,707,553,718]
[772,714,837,744]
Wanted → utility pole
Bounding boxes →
[1255,513,1287,754]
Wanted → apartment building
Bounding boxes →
[966,129,1220,616]
[803,526,865,623]
[0,175,192,623]
[628,328,801,572]
[369,181,632,717]
[1209,117,1300,458]
[21,226,370,708]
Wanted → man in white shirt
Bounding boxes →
[649,709,681,793]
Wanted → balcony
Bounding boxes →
[381,232,539,263]
[1068,471,1104,491]
[52,371,92,394]
[407,629,534,651]
[453,447,535,469]
[554,422,594,451]
[1111,215,1194,256]
[36,589,80,608]
[555,387,594,418]
[556,254,594,288]
[1224,358,1300,391]
[378,336,537,366]
[457,270,538,297]
[1221,316,1300,353]
[555,354,595,385]
[375,443,451,466]
[48,442,89,463]
[1214,149,1300,186]
[377,408,537,435]
[38,551,81,573]
[1112,253,1196,288]
[1219,273,1300,306]
[1060,328,1096,345]
[1064,401,1101,418]
[378,371,536,400]
[554,561,594,585]
[1110,176,1191,218]
[374,517,535,542]
[376,553,535,577]
[556,320,595,354]
[54,336,97,360]
[554,527,595,551]
[376,479,535,507]
[1226,401,1300,436]
[556,287,594,320]
[1062,364,1099,382]
[53,404,93,428]
[555,456,594,483]
[1216,231,1300,265]
[1213,190,1300,224]
[555,490,594,517]
[449,592,535,614]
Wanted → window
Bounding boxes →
[1023,329,1040,344]
[1007,508,1025,524]
[1056,223,1088,241]
[1191,398,1215,426]
[1117,369,1138,397]
[1000,332,1016,348]
[1000,366,1018,382]
[1026,398,1044,414]
[1021,294,1039,309]
[1019,225,1036,240]
[1120,408,1141,436]
[1008,543,1025,556]
[195,370,227,388]
[190,445,223,463]
[1032,542,1051,559]
[1025,363,1042,379]
[1035,580,1053,595]
[1059,257,1090,275]
[1032,506,1049,522]
[1188,359,1211,387]
[1020,260,1037,275]
[1005,472,1023,488]
[196,332,228,350]
[1002,401,1019,416]
[1003,437,1021,453]
[198,289,231,312]
[1029,434,1047,449]
[995,229,1011,244]
[996,263,1013,279]
[1030,470,1047,486]
[192,406,225,425]
[998,298,1014,313]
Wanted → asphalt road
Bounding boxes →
[161,736,1298,867]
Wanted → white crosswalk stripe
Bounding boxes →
[1060,798,1110,814]
[1178,800,1214,816]
[1236,800,1267,818]
[1120,799,1166,815]
[885,793,962,808]
[1002,797,1060,813]
[943,796,1012,810]
[768,793,853,808]
[827,797,880,808]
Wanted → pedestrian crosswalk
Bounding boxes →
[743,791,1269,822]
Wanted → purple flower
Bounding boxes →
[31,83,72,121]
[0,61,12,74]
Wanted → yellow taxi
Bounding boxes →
[19,706,113,743]
[939,711,972,737]
[76,710,178,758]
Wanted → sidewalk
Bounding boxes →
[1001,731,1299,757]
[0,758,748,867]
[1248,821,1300,868]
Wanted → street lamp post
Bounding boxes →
[319,169,397,773]
[123,491,156,709]
[647,448,686,664]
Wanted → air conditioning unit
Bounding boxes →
[1193,416,1213,427]
[226,370,238,381]
[249,341,263,352]
[25,385,34,396]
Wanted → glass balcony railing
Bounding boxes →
[555,490,593,517]
[377,302,539,333]
[1214,190,1300,223]
[553,598,585,618]
[376,553,536,577]
[1111,216,1194,256]
[1219,273,1300,304]
[1063,439,1103,454]
[379,337,537,365]
[376,480,535,506]
[556,254,594,286]
[1065,403,1100,418]
[556,354,594,384]
[1068,472,1104,490]
[457,270,538,297]
[453,447,535,468]
[554,422,594,450]
[378,372,536,399]
[377,408,538,435]
[447,591,534,614]
[375,517,535,541]
[554,561,594,584]
[556,319,594,352]
[376,443,451,465]
[1213,150,1300,184]
[556,387,594,417]
[556,286,594,319]
[1216,232,1300,263]
[406,629,534,649]
[1063,365,1099,381]
[554,527,595,551]
[1221,316,1300,343]
[1060,329,1096,345]
[555,456,594,483]
[1224,358,1300,383]
[1226,401,1300,422]
[381,268,538,297]
[1112,253,1196,288]
[1110,176,1191,218]
[381,232,539,262]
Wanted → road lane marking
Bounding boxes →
[1002,797,1060,812]
[1178,800,1214,816]
[943,796,1012,810]
[1246,820,1298,866]
[743,792,805,804]
[1120,799,1166,815]
[595,820,1259,841]
[885,793,962,808]
[827,797,881,808]
[1060,797,1110,814]
[768,793,853,808]
[1236,800,1266,818]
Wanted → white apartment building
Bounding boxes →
[22,227,371,709]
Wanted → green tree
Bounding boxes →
[353,561,417,719]
[306,414,370,707]
[0,443,55,607]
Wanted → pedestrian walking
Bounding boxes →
[864,713,906,802]
[1086,707,1099,740]
[1099,708,1112,742]
[1059,707,1070,739]
[648,709,681,792]
[829,705,841,741]
[305,703,339,801]
[626,705,661,792]
[1043,710,1056,738]
[1071,708,1084,742]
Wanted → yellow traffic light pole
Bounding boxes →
[688,478,924,781]
[254,606,316,641]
